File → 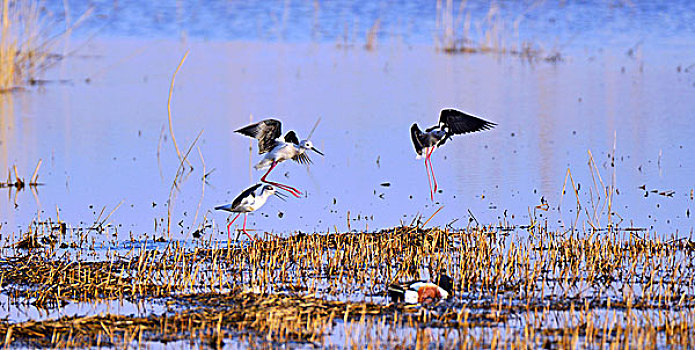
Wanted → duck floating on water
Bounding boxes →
[387,274,454,304]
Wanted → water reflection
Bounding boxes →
[0,93,13,176]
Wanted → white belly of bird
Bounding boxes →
[415,146,435,159]
[254,143,300,169]
[238,195,269,212]
[274,144,299,161]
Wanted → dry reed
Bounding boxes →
[1,218,694,347]
[0,0,90,92]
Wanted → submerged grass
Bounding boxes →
[1,218,694,348]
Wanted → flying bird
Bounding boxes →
[411,108,496,200]
[215,183,285,241]
[235,119,323,198]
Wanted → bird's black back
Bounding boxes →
[235,119,283,154]
[230,183,262,210]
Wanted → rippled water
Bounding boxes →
[50,0,695,52]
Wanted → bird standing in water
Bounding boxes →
[235,119,323,198]
[410,108,496,201]
[215,183,285,241]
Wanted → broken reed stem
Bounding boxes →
[588,150,609,220]
[100,200,124,228]
[608,131,617,226]
[12,165,20,183]
[586,154,600,228]
[188,146,206,237]
[30,159,41,183]
[91,206,107,231]
[157,125,166,182]
[166,129,204,238]
[167,50,190,167]
[467,208,480,227]
[565,168,581,228]
[421,206,444,228]
[306,117,322,140]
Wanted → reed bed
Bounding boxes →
[435,0,562,62]
[1,216,694,348]
[0,0,90,92]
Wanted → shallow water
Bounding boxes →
[2,0,695,240]
[1,37,694,239]
[0,293,165,323]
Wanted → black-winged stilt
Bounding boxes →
[235,119,323,198]
[410,108,496,200]
[215,183,286,241]
[387,273,454,304]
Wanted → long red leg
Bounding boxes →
[260,161,278,182]
[428,148,438,194]
[260,160,302,197]
[424,151,434,201]
[241,213,257,241]
[226,213,241,241]
[267,180,302,198]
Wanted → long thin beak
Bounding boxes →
[274,191,288,201]
[311,147,324,156]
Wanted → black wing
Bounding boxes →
[292,152,313,165]
[234,119,282,154]
[284,131,300,145]
[439,109,496,136]
[410,123,428,156]
[230,183,262,210]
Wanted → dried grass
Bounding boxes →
[1,219,694,347]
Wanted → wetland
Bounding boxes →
[1,0,694,348]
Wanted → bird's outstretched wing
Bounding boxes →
[235,119,282,154]
[439,109,496,136]
[410,123,427,156]
[284,131,300,145]
[216,183,262,212]
[292,152,313,165]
